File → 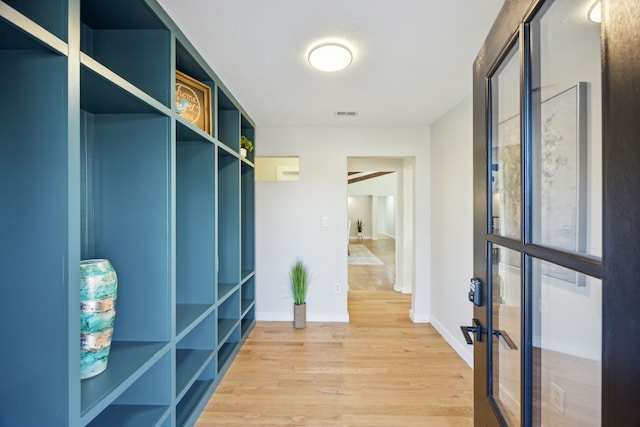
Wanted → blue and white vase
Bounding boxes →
[80,259,117,380]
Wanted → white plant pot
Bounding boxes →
[240,147,247,158]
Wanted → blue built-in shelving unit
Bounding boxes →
[0,0,256,425]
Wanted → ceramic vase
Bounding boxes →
[80,259,117,380]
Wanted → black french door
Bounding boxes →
[470,0,640,425]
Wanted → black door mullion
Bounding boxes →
[602,1,640,424]
[474,0,532,425]
[520,16,534,425]
[488,234,603,279]
[523,244,603,279]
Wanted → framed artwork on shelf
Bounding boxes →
[176,70,212,134]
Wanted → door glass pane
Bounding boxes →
[531,0,602,257]
[491,45,521,239]
[492,245,521,426]
[532,258,601,426]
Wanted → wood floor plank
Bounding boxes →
[196,289,473,426]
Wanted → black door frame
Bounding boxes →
[472,0,640,425]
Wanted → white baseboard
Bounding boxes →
[377,232,395,239]
[308,312,350,323]
[256,311,349,323]
[409,309,429,323]
[532,336,600,361]
[430,315,473,368]
[394,283,412,294]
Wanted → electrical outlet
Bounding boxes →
[551,382,565,413]
[335,283,341,293]
[322,216,329,227]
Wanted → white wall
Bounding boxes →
[429,95,475,367]
[347,196,372,239]
[382,196,395,237]
[255,127,430,322]
[347,172,398,239]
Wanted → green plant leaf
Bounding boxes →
[290,258,309,305]
[241,135,254,152]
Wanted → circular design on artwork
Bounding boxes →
[175,98,190,114]
[176,83,201,123]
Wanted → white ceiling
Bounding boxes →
[157,0,504,128]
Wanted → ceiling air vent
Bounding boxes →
[335,111,358,117]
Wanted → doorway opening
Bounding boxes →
[346,157,415,316]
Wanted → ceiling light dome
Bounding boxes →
[588,0,601,23]
[308,43,353,72]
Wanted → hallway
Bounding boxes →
[196,282,473,426]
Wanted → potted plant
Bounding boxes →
[356,218,364,241]
[290,258,309,328]
[240,135,253,158]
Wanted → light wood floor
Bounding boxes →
[348,238,396,291]
[196,289,474,425]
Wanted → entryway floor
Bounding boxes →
[348,238,395,291]
[195,289,473,426]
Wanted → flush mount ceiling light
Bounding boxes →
[308,43,353,72]
[588,0,601,23]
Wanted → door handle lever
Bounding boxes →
[460,325,475,344]
[460,318,483,344]
[492,329,518,350]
